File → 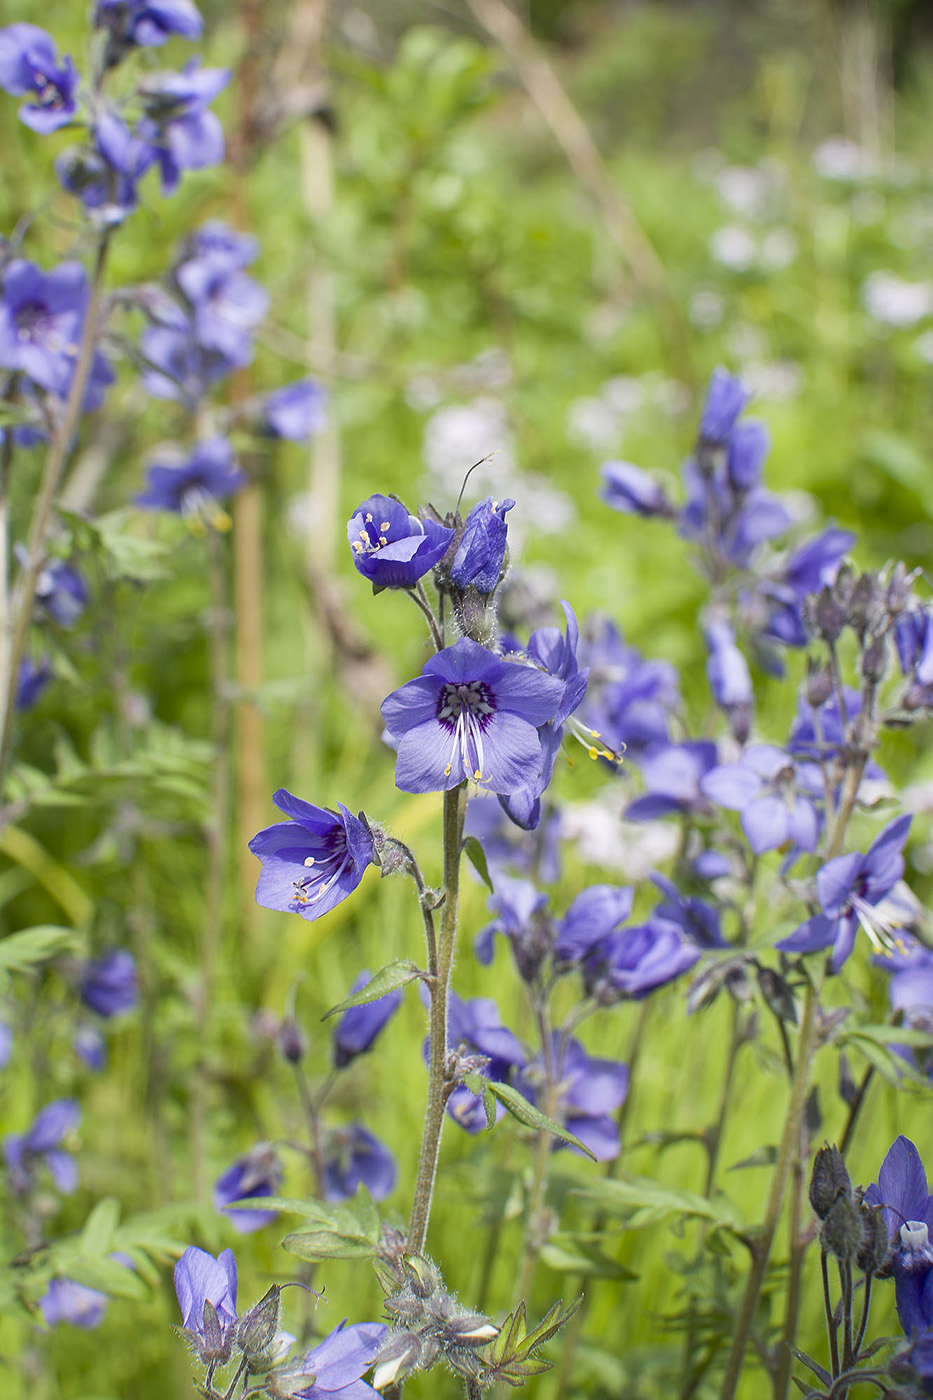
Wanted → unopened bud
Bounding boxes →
[821,1191,864,1260]
[848,572,881,640]
[445,1313,499,1349]
[885,562,911,618]
[862,635,888,684]
[237,1286,282,1371]
[856,1202,891,1274]
[372,1331,423,1389]
[278,1018,305,1064]
[805,660,834,709]
[809,1144,852,1221]
[405,1254,440,1299]
[805,587,846,643]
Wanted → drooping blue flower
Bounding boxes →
[323,1123,396,1202]
[700,744,822,855]
[626,741,717,821]
[285,1319,388,1400]
[16,655,52,710]
[0,260,103,400]
[705,618,753,742]
[699,367,748,444]
[260,379,326,441]
[778,814,912,971]
[650,873,725,949]
[95,0,203,53]
[139,323,229,405]
[333,971,402,1069]
[34,557,87,627]
[381,637,564,795]
[474,875,552,980]
[519,1036,628,1161]
[249,790,376,922]
[582,915,701,1002]
[755,527,855,652]
[80,949,138,1017]
[450,496,515,594]
[137,60,229,195]
[601,460,676,518]
[0,25,79,134]
[348,494,453,590]
[865,1137,933,1335]
[56,110,154,226]
[214,1144,282,1233]
[174,1245,238,1363]
[136,437,247,527]
[553,884,634,963]
[175,226,269,366]
[4,1099,80,1194]
[39,1277,108,1329]
[442,991,525,1134]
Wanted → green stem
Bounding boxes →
[406,784,465,1254]
[773,1111,808,1400]
[822,1250,840,1380]
[717,979,819,1400]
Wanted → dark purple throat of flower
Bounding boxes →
[437,680,496,782]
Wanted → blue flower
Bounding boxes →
[333,971,402,1069]
[136,437,247,527]
[700,744,822,855]
[865,1137,933,1335]
[601,460,675,518]
[56,110,154,226]
[174,1245,238,1364]
[323,1123,395,1202]
[214,1144,282,1233]
[284,1319,388,1400]
[74,1024,107,1070]
[626,741,717,821]
[553,884,634,963]
[4,1099,80,1194]
[450,496,515,594]
[699,367,748,444]
[581,915,701,1001]
[381,637,564,795]
[348,494,453,590]
[0,1022,11,1068]
[16,655,52,710]
[175,225,269,366]
[95,0,203,52]
[705,618,753,742]
[80,949,138,1017]
[34,557,87,627]
[0,25,79,134]
[260,379,326,441]
[39,1277,108,1329]
[0,260,105,400]
[248,790,376,922]
[442,992,525,1134]
[137,60,229,195]
[519,1036,628,1161]
[580,618,680,756]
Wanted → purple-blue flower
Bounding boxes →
[626,741,717,821]
[323,1123,396,1202]
[95,0,203,51]
[348,494,453,590]
[0,260,99,399]
[136,437,247,527]
[139,323,229,405]
[580,619,680,756]
[381,637,564,795]
[137,60,229,195]
[56,110,154,226]
[0,1022,12,1069]
[553,884,634,963]
[34,557,87,627]
[475,874,552,980]
[174,1245,238,1363]
[4,1099,80,1194]
[442,991,525,1134]
[175,226,269,366]
[16,655,52,710]
[214,1144,282,1233]
[601,460,675,518]
[705,619,753,742]
[778,813,912,971]
[0,25,79,134]
[450,496,515,594]
[39,1277,108,1329]
[865,1137,933,1334]
[582,915,701,1001]
[333,971,402,1068]
[248,790,376,922]
[74,1024,106,1070]
[699,367,748,444]
[288,1319,388,1400]
[520,1036,628,1161]
[260,379,327,441]
[700,744,822,855]
[80,949,138,1017]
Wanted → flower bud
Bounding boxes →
[861,635,888,684]
[372,1330,423,1389]
[848,572,881,640]
[856,1202,891,1275]
[821,1192,864,1260]
[809,1144,852,1221]
[805,587,845,643]
[445,1313,499,1349]
[237,1285,282,1371]
[805,660,834,709]
[278,1018,305,1065]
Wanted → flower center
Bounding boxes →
[351,510,403,556]
[437,680,495,782]
[16,301,56,345]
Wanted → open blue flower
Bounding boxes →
[80,949,138,1016]
[381,637,563,795]
[137,60,229,195]
[214,1144,282,1233]
[519,1036,628,1161]
[249,790,375,922]
[0,25,79,134]
[174,1245,238,1363]
[286,1319,388,1400]
[40,1277,108,1329]
[136,437,246,527]
[865,1137,933,1335]
[323,1123,395,1202]
[95,0,203,52]
[700,744,822,855]
[4,1099,80,1194]
[348,494,453,590]
[260,379,326,441]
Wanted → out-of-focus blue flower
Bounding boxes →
[95,0,203,53]
[700,744,822,855]
[348,494,453,590]
[778,814,912,971]
[248,790,375,923]
[0,25,79,133]
[4,1099,80,1194]
[39,1277,108,1329]
[0,1022,12,1068]
[174,226,268,366]
[382,637,563,795]
[0,260,108,401]
[651,873,724,950]
[136,437,246,528]
[323,1123,395,1202]
[601,460,676,518]
[865,1137,933,1335]
[699,367,747,444]
[580,618,680,757]
[139,323,229,405]
[442,991,525,1134]
[137,60,229,195]
[16,655,52,710]
[553,884,633,963]
[582,915,701,1001]
[214,1144,282,1233]
[288,1319,388,1400]
[896,604,933,711]
[520,1036,628,1161]
[174,1245,238,1363]
[74,1024,107,1070]
[450,496,515,594]
[464,795,562,884]
[475,874,552,980]
[877,939,933,1077]
[34,556,87,627]
[705,618,753,742]
[755,527,855,652]
[260,379,326,441]
[626,741,717,821]
[56,110,154,226]
[333,971,402,1069]
[680,453,790,569]
[80,949,138,1017]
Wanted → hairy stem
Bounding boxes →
[407,784,465,1254]
[822,1250,840,1379]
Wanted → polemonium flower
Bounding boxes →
[778,814,912,970]
[651,873,724,949]
[4,1099,80,1194]
[34,557,87,627]
[248,790,375,922]
[877,940,933,1076]
[139,323,229,405]
[276,1320,388,1400]
[95,0,203,53]
[174,1245,238,1364]
[895,604,933,711]
[137,60,229,195]
[580,618,680,756]
[626,741,717,821]
[699,367,747,443]
[175,229,269,366]
[474,875,552,980]
[16,655,52,710]
[39,1277,108,1329]
[700,744,822,855]
[450,496,515,594]
[520,1036,628,1161]
[705,618,753,742]
[333,971,402,1069]
[0,25,79,133]
[442,992,525,1134]
[79,949,138,1016]
[865,1137,933,1334]
[56,110,153,226]
[0,261,91,398]
[136,438,246,529]
[214,1144,282,1233]
[347,494,453,590]
[553,884,634,963]
[261,379,326,441]
[0,1022,11,1068]
[464,795,562,883]
[323,1123,395,1202]
[601,460,676,518]
[381,637,564,795]
[582,915,701,1001]
[74,1024,106,1070]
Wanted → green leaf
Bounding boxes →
[575,1174,744,1234]
[67,1258,148,1300]
[0,924,86,973]
[80,1198,120,1258]
[266,1192,381,1263]
[463,835,494,891]
[841,1023,933,1050]
[540,1237,637,1279]
[842,1032,925,1087]
[322,960,422,1020]
[282,1229,377,1263]
[484,1081,597,1160]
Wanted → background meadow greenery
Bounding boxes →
[1,1,933,1396]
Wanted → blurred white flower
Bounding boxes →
[602,375,647,415]
[759,228,798,270]
[862,271,933,328]
[812,137,866,181]
[741,360,804,401]
[714,166,771,220]
[709,225,756,272]
[689,287,725,329]
[561,793,680,879]
[566,396,620,453]
[422,399,515,485]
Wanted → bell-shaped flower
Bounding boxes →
[260,379,326,441]
[248,790,376,923]
[95,0,203,54]
[699,367,748,444]
[700,744,822,855]
[4,1099,80,1194]
[553,884,634,964]
[348,494,453,590]
[323,1123,395,1202]
[280,1319,388,1400]
[214,1144,282,1233]
[332,971,402,1069]
[449,496,515,594]
[601,459,676,518]
[865,1137,933,1334]
[39,1277,108,1329]
[79,949,138,1017]
[0,25,79,133]
[137,60,229,195]
[519,1036,628,1161]
[174,1245,238,1364]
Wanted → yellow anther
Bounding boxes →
[588,746,599,760]
[444,764,452,776]
[212,509,232,532]
[474,769,482,780]
[365,513,373,523]
[352,541,362,553]
[380,521,390,531]
[304,856,316,867]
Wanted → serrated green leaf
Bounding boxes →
[484,1081,596,1160]
[523,1295,582,1351]
[463,835,494,891]
[322,960,422,1020]
[576,1174,744,1233]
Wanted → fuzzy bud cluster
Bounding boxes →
[372,1253,498,1390]
[809,1144,889,1273]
